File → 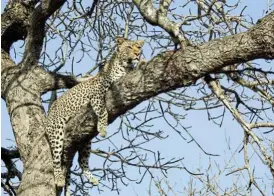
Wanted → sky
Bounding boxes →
[1,0,273,196]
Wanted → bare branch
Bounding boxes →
[78,0,99,18]
[205,75,274,179]
[249,122,274,129]
[230,73,274,105]
[1,179,16,196]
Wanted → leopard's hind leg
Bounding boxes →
[47,119,66,187]
[78,139,99,185]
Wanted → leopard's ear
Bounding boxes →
[115,37,127,45]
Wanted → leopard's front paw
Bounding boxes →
[97,124,107,138]
[83,170,99,186]
[54,169,66,187]
[99,130,107,138]
[88,175,99,186]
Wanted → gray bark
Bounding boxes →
[1,1,274,195]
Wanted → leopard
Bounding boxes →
[45,37,144,191]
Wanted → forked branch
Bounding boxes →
[133,0,186,46]
[205,75,274,179]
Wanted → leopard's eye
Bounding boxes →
[128,45,133,49]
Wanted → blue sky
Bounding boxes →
[1,1,273,195]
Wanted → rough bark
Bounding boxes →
[1,0,274,194]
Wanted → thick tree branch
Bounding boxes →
[133,0,186,45]
[159,0,172,16]
[21,0,67,66]
[1,50,16,73]
[1,0,63,54]
[1,62,81,100]
[40,72,82,94]
[1,1,30,52]
[1,147,20,159]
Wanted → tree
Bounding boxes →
[1,0,274,195]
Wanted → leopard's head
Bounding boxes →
[115,37,144,65]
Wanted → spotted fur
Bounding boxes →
[45,37,144,189]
